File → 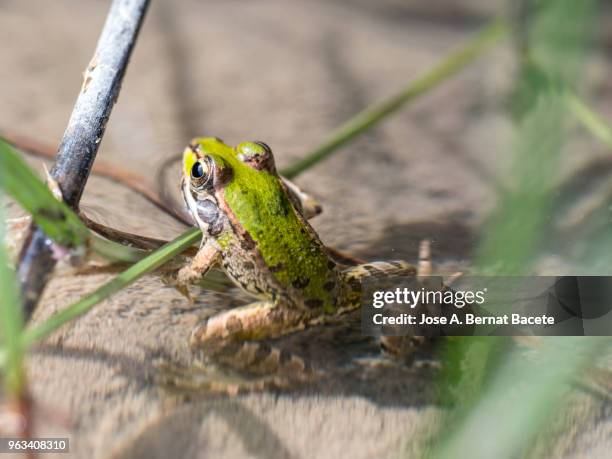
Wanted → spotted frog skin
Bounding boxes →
[174,137,421,391]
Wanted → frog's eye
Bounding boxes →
[191,162,204,178]
[190,157,213,190]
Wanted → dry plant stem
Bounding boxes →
[4,131,366,263]
[4,134,363,265]
[16,0,150,321]
[80,214,178,251]
[82,214,363,265]
[2,132,192,226]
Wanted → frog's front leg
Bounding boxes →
[177,240,220,284]
[173,240,221,300]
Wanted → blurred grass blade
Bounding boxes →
[0,194,25,395]
[476,0,596,273]
[428,1,600,458]
[430,338,603,459]
[509,60,612,154]
[565,91,612,149]
[0,137,148,262]
[476,93,565,273]
[21,228,201,346]
[281,19,508,179]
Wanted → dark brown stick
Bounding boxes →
[17,0,150,321]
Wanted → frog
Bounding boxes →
[168,137,431,393]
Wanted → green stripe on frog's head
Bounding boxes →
[182,137,286,226]
[182,137,295,240]
[183,137,276,183]
[183,138,279,193]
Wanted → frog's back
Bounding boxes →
[216,146,341,313]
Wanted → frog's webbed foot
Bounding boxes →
[381,240,464,359]
[418,238,463,286]
[160,301,315,394]
[342,239,457,360]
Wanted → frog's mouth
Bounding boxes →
[181,176,225,238]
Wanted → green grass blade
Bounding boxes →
[281,19,508,179]
[0,193,25,394]
[89,234,149,263]
[22,228,201,346]
[0,137,150,262]
[0,128,215,359]
[0,137,89,247]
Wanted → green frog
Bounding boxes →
[172,137,428,392]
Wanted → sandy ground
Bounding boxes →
[2,0,612,457]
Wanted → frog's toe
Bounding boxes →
[190,323,206,348]
[161,272,195,304]
[176,284,195,304]
[190,330,312,378]
[417,238,432,278]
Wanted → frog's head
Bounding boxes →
[181,137,278,237]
